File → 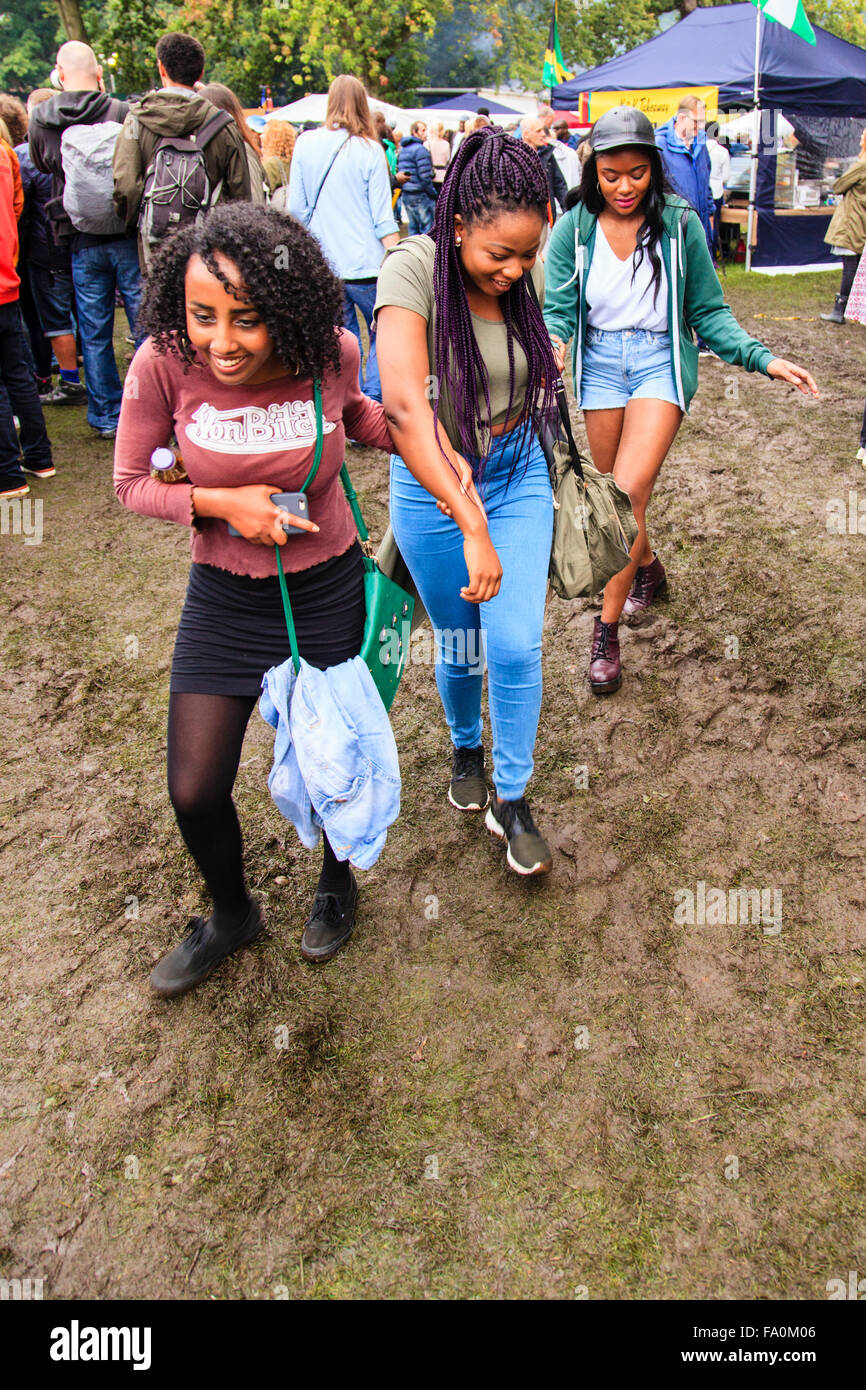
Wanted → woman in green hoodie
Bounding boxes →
[543,107,817,696]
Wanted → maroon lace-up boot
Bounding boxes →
[623,553,668,616]
[589,617,622,695]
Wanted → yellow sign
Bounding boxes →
[589,86,719,125]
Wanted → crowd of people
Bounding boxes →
[1,35,824,994]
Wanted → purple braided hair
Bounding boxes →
[431,125,559,480]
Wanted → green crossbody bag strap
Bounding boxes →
[274,380,324,674]
[339,463,370,547]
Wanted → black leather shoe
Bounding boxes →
[150,900,264,998]
[300,873,358,962]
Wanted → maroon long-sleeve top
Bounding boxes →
[114,328,392,577]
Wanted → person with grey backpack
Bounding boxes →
[29,41,141,439]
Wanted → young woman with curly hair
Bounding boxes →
[375,126,560,878]
[114,203,393,994]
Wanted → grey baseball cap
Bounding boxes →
[589,105,656,154]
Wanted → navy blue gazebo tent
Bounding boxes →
[425,93,522,115]
[552,4,866,267]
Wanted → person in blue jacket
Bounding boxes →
[655,95,714,251]
[397,121,437,235]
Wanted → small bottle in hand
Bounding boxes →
[150,447,188,484]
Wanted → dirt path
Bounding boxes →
[1,269,864,1299]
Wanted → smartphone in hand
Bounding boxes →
[228,492,310,538]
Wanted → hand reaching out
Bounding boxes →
[767,358,819,398]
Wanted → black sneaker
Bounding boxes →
[149,900,264,998]
[300,872,358,962]
[0,480,29,500]
[485,795,552,876]
[47,379,87,406]
[448,744,489,811]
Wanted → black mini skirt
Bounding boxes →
[170,541,366,697]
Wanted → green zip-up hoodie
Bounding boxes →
[543,195,774,412]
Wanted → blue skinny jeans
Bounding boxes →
[389,428,553,802]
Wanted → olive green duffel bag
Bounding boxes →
[544,379,638,599]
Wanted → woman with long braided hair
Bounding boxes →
[375,126,560,877]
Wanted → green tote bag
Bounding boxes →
[273,381,415,711]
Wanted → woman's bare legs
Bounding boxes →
[584,398,683,623]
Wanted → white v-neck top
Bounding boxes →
[585,221,668,333]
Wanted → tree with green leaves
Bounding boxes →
[29,0,866,112]
[54,0,87,41]
[0,0,61,94]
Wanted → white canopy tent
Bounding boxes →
[264,94,502,130]
[717,110,794,142]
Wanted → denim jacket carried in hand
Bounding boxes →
[259,654,400,871]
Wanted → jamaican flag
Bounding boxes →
[543,1,573,88]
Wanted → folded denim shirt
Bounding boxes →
[259,655,400,871]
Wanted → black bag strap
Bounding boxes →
[149,109,233,159]
[306,134,349,222]
[194,108,234,149]
[524,271,585,482]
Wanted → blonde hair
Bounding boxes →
[262,119,296,162]
[428,121,444,140]
[325,75,375,139]
[470,114,490,132]
[677,93,704,115]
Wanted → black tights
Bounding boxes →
[167,691,350,929]
[840,253,858,301]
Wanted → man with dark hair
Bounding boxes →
[154,32,206,89]
[113,31,251,270]
[29,41,140,439]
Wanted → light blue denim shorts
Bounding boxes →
[580,326,680,410]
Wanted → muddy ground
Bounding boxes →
[1,267,864,1300]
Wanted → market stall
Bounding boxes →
[552,3,866,270]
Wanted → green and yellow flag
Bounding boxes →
[543,2,573,88]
